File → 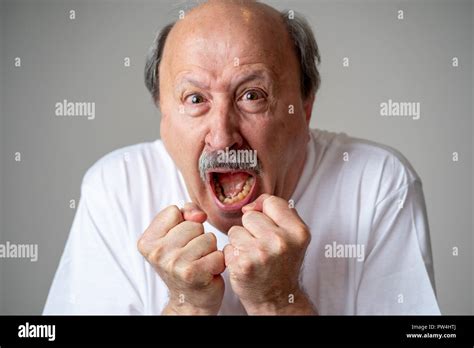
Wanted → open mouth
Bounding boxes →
[207,169,257,211]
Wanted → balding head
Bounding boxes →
[145,0,320,103]
[162,1,288,82]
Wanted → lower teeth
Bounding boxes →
[215,176,254,204]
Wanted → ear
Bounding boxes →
[303,94,315,125]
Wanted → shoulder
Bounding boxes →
[81,139,171,192]
[310,128,421,200]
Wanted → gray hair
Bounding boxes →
[144,9,321,102]
[198,148,262,182]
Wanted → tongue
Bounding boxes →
[216,172,250,197]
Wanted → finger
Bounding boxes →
[196,250,225,275]
[241,193,271,213]
[244,194,305,235]
[181,202,207,223]
[261,195,307,234]
[241,210,277,239]
[181,232,217,261]
[138,205,184,255]
[223,244,236,267]
[164,220,205,248]
[148,205,184,238]
[227,225,255,249]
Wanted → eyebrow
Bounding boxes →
[175,76,210,91]
[174,68,276,93]
[233,70,273,88]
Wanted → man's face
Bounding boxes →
[159,2,312,232]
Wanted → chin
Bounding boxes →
[207,214,243,234]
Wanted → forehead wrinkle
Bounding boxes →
[174,69,213,91]
[174,64,279,96]
[227,65,279,92]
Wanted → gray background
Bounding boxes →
[0,0,472,314]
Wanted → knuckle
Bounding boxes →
[148,243,165,266]
[154,205,181,225]
[165,253,179,272]
[238,258,254,276]
[146,205,183,240]
[165,204,182,217]
[137,235,148,255]
[179,265,196,285]
[272,235,288,255]
[256,247,270,264]
[295,224,311,246]
[262,195,280,211]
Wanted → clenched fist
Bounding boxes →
[224,194,316,315]
[138,203,225,315]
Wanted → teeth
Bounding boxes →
[215,175,254,204]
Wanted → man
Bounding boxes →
[44,0,440,315]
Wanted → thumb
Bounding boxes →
[241,193,271,214]
[181,202,207,223]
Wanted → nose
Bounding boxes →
[205,98,243,151]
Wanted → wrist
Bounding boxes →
[242,288,317,315]
[163,298,220,315]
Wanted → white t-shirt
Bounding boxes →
[43,129,441,315]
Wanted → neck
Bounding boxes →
[279,145,308,202]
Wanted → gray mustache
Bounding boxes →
[198,148,262,182]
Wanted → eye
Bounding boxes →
[237,89,268,114]
[241,89,265,101]
[185,93,205,104]
[182,92,209,117]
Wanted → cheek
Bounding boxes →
[272,102,308,147]
[160,114,179,158]
[252,102,304,145]
[160,112,200,171]
[243,104,307,167]
[241,120,284,175]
